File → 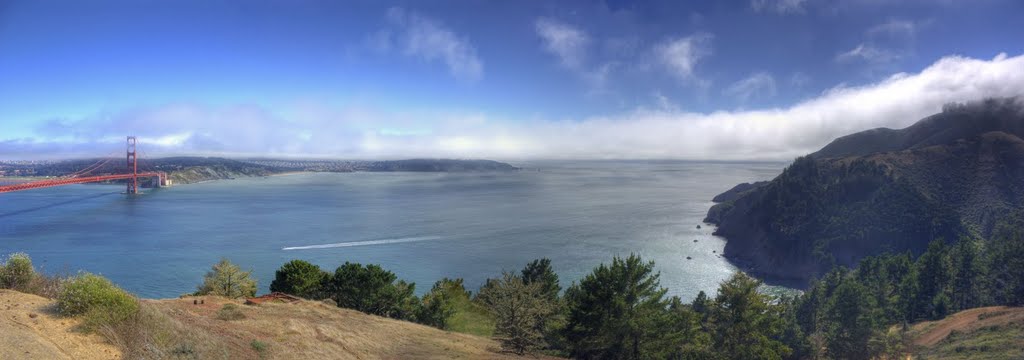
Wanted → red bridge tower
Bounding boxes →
[126,136,138,194]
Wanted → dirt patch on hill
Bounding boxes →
[909,306,1024,359]
[911,306,1024,347]
[0,289,121,360]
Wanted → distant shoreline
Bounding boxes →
[267,171,312,177]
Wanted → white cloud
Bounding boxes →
[655,33,713,83]
[838,18,926,71]
[867,19,918,39]
[724,72,778,103]
[651,91,680,111]
[534,18,613,91]
[535,18,589,70]
[836,43,900,64]
[751,0,808,14]
[789,72,812,88]
[376,7,483,82]
[6,54,1024,161]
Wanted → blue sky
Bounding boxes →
[1,0,1023,159]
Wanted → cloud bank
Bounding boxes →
[5,53,1024,161]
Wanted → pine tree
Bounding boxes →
[950,238,986,310]
[269,259,329,299]
[328,262,418,319]
[196,258,257,299]
[562,254,672,360]
[709,272,791,360]
[521,258,561,301]
[691,290,711,322]
[822,280,878,360]
[484,272,555,355]
[989,227,1024,306]
[416,278,465,329]
[914,240,953,319]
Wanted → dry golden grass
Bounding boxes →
[0,289,121,360]
[0,289,553,359]
[149,295,548,359]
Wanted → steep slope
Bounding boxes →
[0,289,121,360]
[706,97,1024,282]
[0,289,545,359]
[145,296,533,359]
[910,306,1024,359]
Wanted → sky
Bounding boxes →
[1,0,1023,160]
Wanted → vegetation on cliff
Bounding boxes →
[707,97,1024,281]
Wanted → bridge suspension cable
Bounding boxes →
[0,136,168,194]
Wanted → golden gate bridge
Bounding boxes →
[0,136,168,194]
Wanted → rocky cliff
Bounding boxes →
[706,98,1024,282]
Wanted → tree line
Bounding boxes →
[6,217,1015,358]
[191,224,1023,359]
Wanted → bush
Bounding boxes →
[415,278,464,329]
[57,273,139,329]
[25,272,66,299]
[196,258,257,299]
[101,302,233,359]
[251,339,269,358]
[269,260,329,299]
[1,252,35,290]
[216,303,246,320]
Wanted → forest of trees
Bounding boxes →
[260,224,1023,359]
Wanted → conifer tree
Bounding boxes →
[562,254,672,360]
[197,258,257,299]
[483,272,555,355]
[709,272,791,360]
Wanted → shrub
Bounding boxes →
[415,278,464,329]
[101,302,233,359]
[251,339,269,358]
[196,258,257,299]
[269,260,329,299]
[216,303,246,320]
[57,272,139,329]
[1,252,35,290]
[25,272,66,299]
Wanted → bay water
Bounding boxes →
[0,161,784,300]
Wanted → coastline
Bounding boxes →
[267,171,313,177]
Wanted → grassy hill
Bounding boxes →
[0,289,543,360]
[909,306,1024,359]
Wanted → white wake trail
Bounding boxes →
[282,236,443,250]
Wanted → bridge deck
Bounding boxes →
[0,173,165,193]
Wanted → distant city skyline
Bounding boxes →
[1,0,1023,160]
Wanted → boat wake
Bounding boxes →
[282,236,443,250]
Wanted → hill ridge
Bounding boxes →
[706,97,1024,282]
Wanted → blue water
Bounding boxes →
[0,161,784,300]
